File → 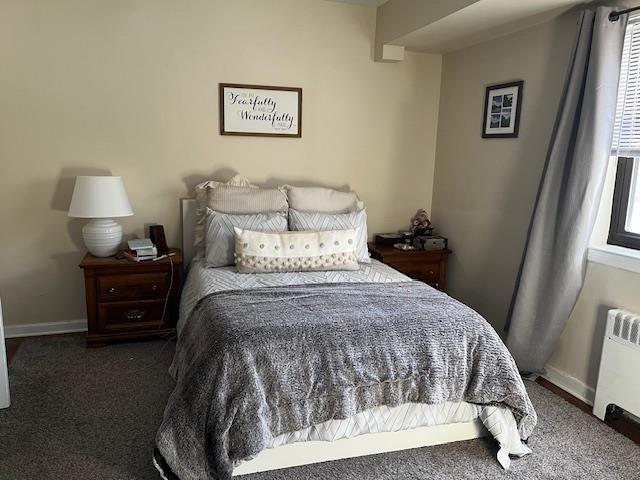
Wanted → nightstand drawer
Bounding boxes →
[389,261,440,286]
[368,243,450,292]
[98,299,170,332]
[97,273,169,301]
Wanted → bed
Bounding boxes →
[153,199,536,480]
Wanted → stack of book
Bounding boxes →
[123,239,157,262]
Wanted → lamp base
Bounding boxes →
[82,219,123,257]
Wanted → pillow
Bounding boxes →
[195,174,257,214]
[234,228,359,273]
[288,208,370,263]
[204,185,288,215]
[284,185,363,213]
[204,209,288,267]
[194,175,288,254]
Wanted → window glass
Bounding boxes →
[625,158,640,234]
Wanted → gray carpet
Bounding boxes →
[1,336,638,479]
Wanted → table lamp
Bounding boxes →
[68,176,134,257]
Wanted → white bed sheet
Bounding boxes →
[178,259,531,469]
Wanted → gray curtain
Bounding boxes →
[505,7,627,374]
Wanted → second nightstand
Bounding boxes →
[79,249,183,347]
[368,243,451,291]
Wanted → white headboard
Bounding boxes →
[181,198,197,268]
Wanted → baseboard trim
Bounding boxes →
[5,320,87,338]
[542,364,596,406]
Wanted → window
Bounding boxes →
[610,157,640,248]
[609,18,640,250]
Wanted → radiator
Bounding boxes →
[593,309,640,420]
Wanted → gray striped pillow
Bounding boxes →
[288,208,370,263]
[205,209,288,267]
[194,176,288,255]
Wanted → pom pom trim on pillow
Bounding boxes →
[234,227,359,273]
[288,208,370,263]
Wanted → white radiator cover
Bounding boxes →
[593,309,640,420]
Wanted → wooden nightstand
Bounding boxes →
[79,249,183,347]
[368,243,451,291]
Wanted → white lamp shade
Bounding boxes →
[68,176,133,218]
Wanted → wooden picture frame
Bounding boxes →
[219,83,302,138]
[482,80,524,138]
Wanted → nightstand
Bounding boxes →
[367,243,451,291]
[79,249,183,347]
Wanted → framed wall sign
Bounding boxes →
[482,80,524,138]
[219,83,302,138]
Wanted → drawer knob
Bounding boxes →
[152,284,158,291]
[429,270,434,275]
[108,287,116,293]
[125,309,146,320]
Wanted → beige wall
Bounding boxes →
[550,262,640,391]
[0,0,442,327]
[432,4,640,395]
[431,11,579,331]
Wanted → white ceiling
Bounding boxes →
[331,0,592,53]
[394,0,590,53]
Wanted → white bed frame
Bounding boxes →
[179,199,489,476]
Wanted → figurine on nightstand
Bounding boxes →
[393,209,433,250]
[408,209,448,251]
[410,209,433,236]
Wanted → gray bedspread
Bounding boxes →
[156,281,537,480]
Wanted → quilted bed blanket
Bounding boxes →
[156,281,536,480]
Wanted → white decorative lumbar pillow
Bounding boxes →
[288,208,370,263]
[234,228,359,273]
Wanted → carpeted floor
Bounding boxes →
[1,336,638,479]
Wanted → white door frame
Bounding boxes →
[0,298,10,409]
